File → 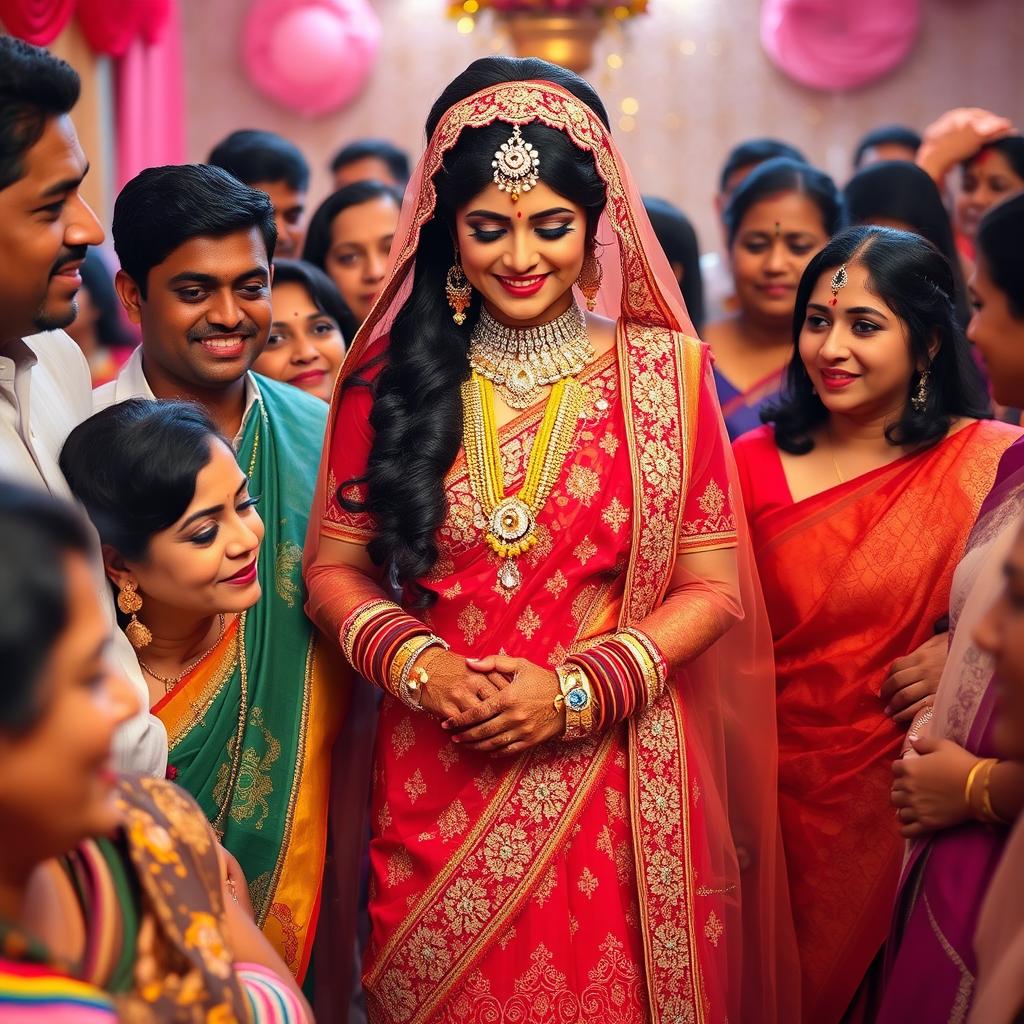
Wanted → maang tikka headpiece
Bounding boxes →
[830,264,848,306]
[492,124,540,202]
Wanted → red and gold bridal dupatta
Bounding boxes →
[738,419,1017,1024]
[304,78,798,1024]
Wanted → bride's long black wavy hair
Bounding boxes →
[340,57,610,605]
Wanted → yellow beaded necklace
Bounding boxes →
[461,370,584,593]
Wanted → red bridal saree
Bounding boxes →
[734,420,1017,1024]
[305,79,799,1024]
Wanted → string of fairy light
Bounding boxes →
[448,1,649,37]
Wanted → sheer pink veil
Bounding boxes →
[304,77,798,1023]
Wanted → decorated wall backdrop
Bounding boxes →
[186,0,1023,252]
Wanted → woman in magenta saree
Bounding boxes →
[304,59,797,1024]
[878,188,1024,1024]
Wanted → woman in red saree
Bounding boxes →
[733,225,1016,1024]
[304,58,797,1024]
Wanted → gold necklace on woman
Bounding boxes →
[468,300,593,410]
[462,371,584,593]
[139,613,228,693]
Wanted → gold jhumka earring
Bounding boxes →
[117,579,152,650]
[576,251,603,311]
[446,262,472,325]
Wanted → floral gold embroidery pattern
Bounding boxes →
[704,910,724,948]
[565,463,601,505]
[439,800,470,842]
[393,716,416,759]
[274,540,302,608]
[458,603,487,647]
[578,867,599,899]
[405,770,427,805]
[573,536,597,565]
[601,497,630,533]
[437,936,645,1024]
[516,606,541,641]
[365,737,614,1024]
[679,478,737,552]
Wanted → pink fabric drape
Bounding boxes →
[115,0,185,191]
[0,0,75,45]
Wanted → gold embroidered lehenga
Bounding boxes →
[305,78,798,1024]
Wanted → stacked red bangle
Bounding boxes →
[341,599,431,695]
[566,628,667,733]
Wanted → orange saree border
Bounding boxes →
[260,637,340,979]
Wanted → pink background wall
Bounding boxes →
[184,0,1024,250]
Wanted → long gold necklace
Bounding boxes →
[468,301,593,410]
[462,370,584,593]
[139,613,228,693]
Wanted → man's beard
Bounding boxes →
[33,295,78,333]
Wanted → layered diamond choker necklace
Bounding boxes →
[468,300,594,410]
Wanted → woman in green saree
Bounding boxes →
[61,398,339,981]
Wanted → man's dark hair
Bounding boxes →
[719,137,806,194]
[208,129,309,192]
[112,164,277,297]
[852,124,922,170]
[0,36,80,191]
[0,479,91,733]
[330,138,410,186]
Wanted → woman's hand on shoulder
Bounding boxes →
[416,648,511,720]
[441,655,565,758]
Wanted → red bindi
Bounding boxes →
[516,211,523,219]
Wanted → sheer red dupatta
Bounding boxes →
[303,80,798,1023]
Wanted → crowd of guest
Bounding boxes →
[3,29,1024,1024]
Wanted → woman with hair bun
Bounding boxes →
[733,225,1018,1023]
[304,55,797,1024]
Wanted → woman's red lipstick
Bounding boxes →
[223,558,258,586]
[494,273,549,298]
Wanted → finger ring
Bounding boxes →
[503,734,512,746]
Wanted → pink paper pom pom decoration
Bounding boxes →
[760,0,921,92]
[243,0,381,117]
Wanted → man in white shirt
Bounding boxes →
[0,36,166,774]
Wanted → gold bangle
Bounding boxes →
[341,598,398,665]
[964,757,991,815]
[400,636,447,708]
[388,634,432,696]
[558,664,596,741]
[621,627,667,694]
[980,759,1011,825]
[617,631,660,705]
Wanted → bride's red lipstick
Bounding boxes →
[494,273,549,298]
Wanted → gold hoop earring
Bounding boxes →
[117,580,152,650]
[576,251,603,311]
[911,368,931,413]
[446,263,472,326]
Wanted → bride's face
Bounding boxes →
[455,180,588,328]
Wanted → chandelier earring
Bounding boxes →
[446,260,473,326]
[117,579,152,650]
[911,367,931,413]
[576,250,603,312]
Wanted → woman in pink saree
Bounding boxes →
[303,58,797,1024]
